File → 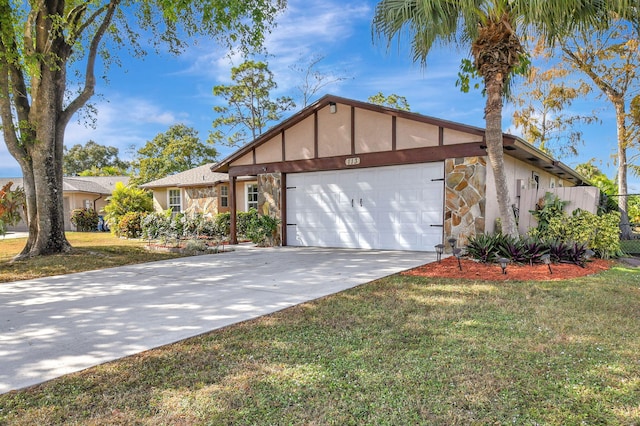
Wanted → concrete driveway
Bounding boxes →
[0,246,435,394]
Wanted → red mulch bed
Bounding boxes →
[402,255,612,281]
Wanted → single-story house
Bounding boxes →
[212,94,598,252]
[139,163,257,216]
[0,175,129,232]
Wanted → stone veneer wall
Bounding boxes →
[184,186,219,216]
[257,172,282,245]
[444,157,487,249]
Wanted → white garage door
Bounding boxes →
[286,162,444,251]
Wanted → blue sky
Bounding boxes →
[0,0,637,191]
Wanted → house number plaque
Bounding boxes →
[345,157,361,166]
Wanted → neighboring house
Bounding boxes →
[213,94,598,251]
[0,176,129,232]
[139,163,257,216]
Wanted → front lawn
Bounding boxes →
[1,266,638,424]
[0,232,187,283]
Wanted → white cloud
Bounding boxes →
[63,95,192,161]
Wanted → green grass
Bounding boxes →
[0,232,187,283]
[1,265,638,425]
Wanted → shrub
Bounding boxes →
[237,209,258,239]
[544,239,568,264]
[180,213,205,238]
[565,241,590,265]
[141,211,173,242]
[70,208,99,232]
[184,238,207,252]
[0,183,25,227]
[529,192,569,238]
[214,212,231,236]
[466,233,596,265]
[547,209,621,259]
[466,233,501,263]
[117,211,147,239]
[520,237,548,265]
[497,235,529,264]
[104,182,153,232]
[245,214,280,246]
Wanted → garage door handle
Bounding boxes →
[351,199,354,208]
[430,224,444,227]
[359,198,362,207]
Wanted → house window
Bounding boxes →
[246,184,258,210]
[220,185,229,208]
[168,189,181,213]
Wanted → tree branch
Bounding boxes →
[0,0,33,160]
[59,0,120,128]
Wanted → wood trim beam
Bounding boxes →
[351,106,356,155]
[281,129,286,162]
[228,142,486,177]
[392,116,397,151]
[314,111,319,159]
[229,175,238,244]
[281,173,287,246]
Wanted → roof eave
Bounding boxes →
[212,94,490,173]
[510,138,588,185]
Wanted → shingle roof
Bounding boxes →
[139,164,229,189]
[0,176,129,194]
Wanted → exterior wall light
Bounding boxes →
[329,102,337,114]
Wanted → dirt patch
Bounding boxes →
[402,256,612,281]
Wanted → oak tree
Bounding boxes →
[131,124,218,185]
[64,140,129,176]
[0,0,284,258]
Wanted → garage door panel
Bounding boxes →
[287,163,444,251]
[421,210,443,225]
[358,209,376,224]
[392,211,420,225]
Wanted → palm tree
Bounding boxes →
[373,0,631,237]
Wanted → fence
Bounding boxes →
[607,194,640,255]
[517,186,600,235]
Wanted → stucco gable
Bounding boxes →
[212,94,587,186]
[213,94,489,173]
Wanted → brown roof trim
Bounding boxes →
[212,95,587,185]
[212,94,495,173]
[509,139,587,185]
[227,142,487,177]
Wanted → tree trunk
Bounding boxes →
[14,30,71,258]
[485,73,518,237]
[614,100,632,239]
